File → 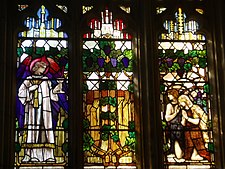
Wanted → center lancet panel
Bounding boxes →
[82,6,137,169]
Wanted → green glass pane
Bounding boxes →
[208,142,215,153]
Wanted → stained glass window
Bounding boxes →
[159,8,215,168]
[15,5,69,168]
[82,7,136,168]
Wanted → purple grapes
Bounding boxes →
[122,57,129,68]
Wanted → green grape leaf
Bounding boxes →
[184,63,192,71]
[110,49,122,58]
[204,84,210,93]
[102,124,111,132]
[207,121,212,129]
[62,118,68,129]
[101,133,109,141]
[100,97,109,106]
[93,48,101,57]
[176,50,184,58]
[109,112,118,121]
[99,41,109,49]
[197,50,207,57]
[62,142,69,153]
[129,121,135,130]
[111,132,120,142]
[109,41,116,50]
[158,49,165,58]
[36,47,45,55]
[60,48,68,57]
[15,143,21,153]
[109,97,117,107]
[128,131,136,138]
[128,84,134,93]
[83,119,90,129]
[163,143,170,152]
[165,49,175,59]
[202,100,207,107]
[162,121,167,130]
[123,49,133,59]
[17,47,24,57]
[199,58,207,68]
[192,57,199,65]
[25,47,33,55]
[83,142,91,151]
[83,83,88,93]
[100,112,109,120]
[49,47,59,57]
[16,119,19,129]
[208,142,214,152]
[188,50,198,57]
[108,81,117,90]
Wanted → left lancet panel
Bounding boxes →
[15,5,69,168]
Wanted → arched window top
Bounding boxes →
[160,8,205,40]
[83,8,132,39]
[18,5,68,38]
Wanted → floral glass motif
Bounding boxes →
[56,5,68,13]
[15,5,69,169]
[159,8,215,168]
[119,6,131,13]
[82,6,94,14]
[18,4,29,11]
[156,7,167,14]
[83,8,136,168]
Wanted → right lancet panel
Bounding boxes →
[158,8,215,168]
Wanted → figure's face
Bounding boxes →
[179,101,186,108]
[168,93,174,100]
[179,101,189,110]
[35,66,46,75]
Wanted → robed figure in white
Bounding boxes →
[18,60,63,162]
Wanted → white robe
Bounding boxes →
[18,75,58,162]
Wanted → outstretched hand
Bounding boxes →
[53,83,65,94]
[29,85,39,91]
